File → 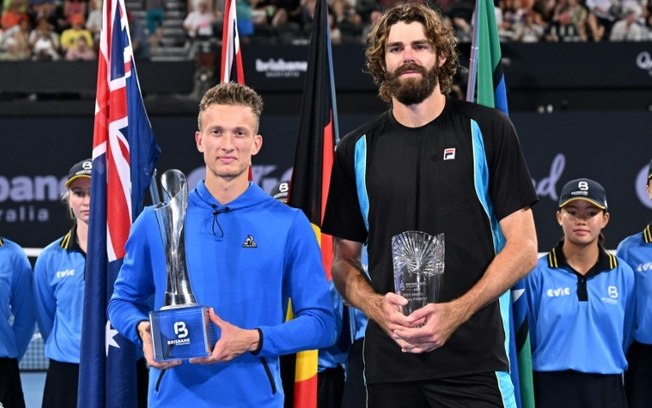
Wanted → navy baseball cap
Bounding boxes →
[559,178,607,210]
[65,158,92,187]
[270,180,290,203]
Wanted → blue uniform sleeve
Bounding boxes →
[524,261,543,353]
[11,247,36,360]
[257,211,336,356]
[108,210,157,345]
[621,262,636,350]
[33,250,57,342]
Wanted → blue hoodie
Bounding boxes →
[0,237,35,360]
[109,181,336,407]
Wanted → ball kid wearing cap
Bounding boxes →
[33,158,93,407]
[616,159,652,408]
[524,177,635,408]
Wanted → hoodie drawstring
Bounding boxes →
[211,205,230,237]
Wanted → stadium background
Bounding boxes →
[1,41,651,387]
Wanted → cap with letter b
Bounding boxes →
[558,178,608,210]
[65,158,93,187]
[270,180,291,204]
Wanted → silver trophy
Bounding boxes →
[392,231,445,315]
[155,169,196,308]
[149,169,215,361]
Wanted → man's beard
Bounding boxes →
[386,62,440,105]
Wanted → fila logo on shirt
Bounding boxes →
[55,269,75,279]
[546,287,571,297]
[443,148,456,161]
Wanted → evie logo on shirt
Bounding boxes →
[55,269,75,279]
[637,262,652,272]
[546,287,570,297]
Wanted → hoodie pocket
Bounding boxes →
[259,357,277,395]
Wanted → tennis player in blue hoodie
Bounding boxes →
[108,82,336,407]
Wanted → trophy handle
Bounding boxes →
[154,169,197,308]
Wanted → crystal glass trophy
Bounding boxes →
[149,169,217,362]
[392,231,445,315]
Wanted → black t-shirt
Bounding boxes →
[322,97,538,383]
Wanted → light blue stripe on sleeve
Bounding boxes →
[496,370,517,408]
[354,136,370,234]
[471,119,515,404]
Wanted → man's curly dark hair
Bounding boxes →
[364,2,460,102]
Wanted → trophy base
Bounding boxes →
[149,305,218,362]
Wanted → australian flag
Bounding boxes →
[77,0,160,407]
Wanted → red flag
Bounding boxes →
[220,0,249,179]
[78,0,159,406]
[287,0,338,405]
[220,0,244,84]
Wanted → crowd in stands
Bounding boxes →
[184,0,652,45]
[0,0,153,60]
[1,0,651,61]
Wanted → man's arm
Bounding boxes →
[332,238,412,338]
[393,207,538,352]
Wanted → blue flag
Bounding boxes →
[77,0,160,406]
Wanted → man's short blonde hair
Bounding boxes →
[197,82,264,132]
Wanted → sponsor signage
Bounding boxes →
[2,43,649,95]
[1,112,650,252]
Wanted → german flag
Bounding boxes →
[285,0,339,406]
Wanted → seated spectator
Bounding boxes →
[62,0,87,28]
[0,28,31,60]
[513,9,546,42]
[609,3,645,40]
[586,0,617,40]
[85,0,102,46]
[128,11,150,60]
[354,0,377,24]
[144,0,165,48]
[1,0,29,30]
[3,0,27,11]
[30,0,65,34]
[448,0,474,42]
[60,12,92,52]
[29,16,60,60]
[1,15,31,53]
[500,0,528,40]
[269,0,303,28]
[64,33,95,60]
[547,0,589,41]
[360,8,381,41]
[532,0,557,29]
[183,0,219,39]
[645,8,652,40]
[236,0,254,40]
[330,0,362,41]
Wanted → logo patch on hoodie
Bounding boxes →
[242,235,257,248]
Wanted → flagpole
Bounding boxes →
[149,169,161,205]
[465,0,481,103]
